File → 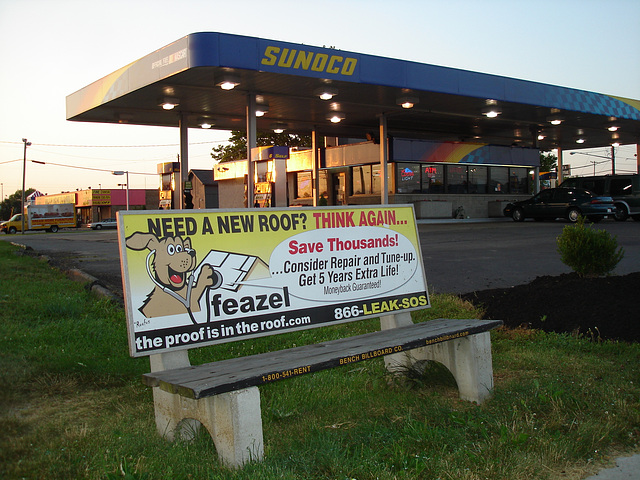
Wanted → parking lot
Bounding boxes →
[3,219,639,296]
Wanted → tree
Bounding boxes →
[211,131,312,163]
[540,152,557,172]
[0,189,35,221]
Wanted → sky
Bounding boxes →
[1,0,639,198]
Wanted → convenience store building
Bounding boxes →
[36,189,159,225]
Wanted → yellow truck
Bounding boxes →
[1,204,76,234]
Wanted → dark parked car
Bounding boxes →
[503,187,616,223]
[87,218,117,230]
[559,174,640,221]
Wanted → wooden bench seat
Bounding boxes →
[144,314,502,468]
[144,318,502,399]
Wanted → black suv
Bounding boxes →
[559,175,640,221]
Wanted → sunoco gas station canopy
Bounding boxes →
[66,32,640,151]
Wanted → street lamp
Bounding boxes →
[21,138,32,234]
[112,171,129,210]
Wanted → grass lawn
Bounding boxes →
[1,241,639,479]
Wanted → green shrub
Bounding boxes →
[556,216,624,277]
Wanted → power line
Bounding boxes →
[1,139,219,164]
[26,146,177,163]
[568,159,610,170]
[29,159,155,175]
[0,139,226,148]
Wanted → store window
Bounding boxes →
[370,165,393,195]
[371,164,380,194]
[295,172,313,199]
[319,170,328,199]
[468,166,488,193]
[353,166,365,194]
[509,168,528,194]
[447,165,468,194]
[396,163,421,193]
[489,166,509,193]
[422,164,444,193]
[353,165,373,194]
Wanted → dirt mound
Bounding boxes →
[461,272,640,343]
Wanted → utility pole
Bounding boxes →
[611,145,616,175]
[21,138,31,235]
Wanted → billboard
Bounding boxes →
[118,205,429,357]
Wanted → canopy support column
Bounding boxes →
[246,95,256,208]
[312,130,319,206]
[379,114,389,205]
[557,147,563,185]
[178,115,188,209]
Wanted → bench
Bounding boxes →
[117,205,502,468]
[142,313,501,467]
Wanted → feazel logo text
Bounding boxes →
[261,46,358,76]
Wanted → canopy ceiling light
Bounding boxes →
[547,110,564,125]
[271,122,287,133]
[216,75,240,90]
[482,106,501,118]
[546,108,565,125]
[199,118,214,129]
[314,87,338,100]
[481,100,501,118]
[396,96,419,109]
[608,125,620,132]
[326,112,345,123]
[255,104,269,117]
[159,97,179,110]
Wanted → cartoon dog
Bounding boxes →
[125,232,222,320]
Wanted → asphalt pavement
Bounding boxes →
[582,454,640,480]
[4,217,640,297]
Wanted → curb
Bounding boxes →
[10,241,122,304]
[416,217,511,224]
[67,268,123,304]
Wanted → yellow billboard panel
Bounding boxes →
[118,205,429,357]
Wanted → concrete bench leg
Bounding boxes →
[380,312,415,372]
[379,316,495,404]
[149,352,264,468]
[150,351,198,440]
[412,331,495,404]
